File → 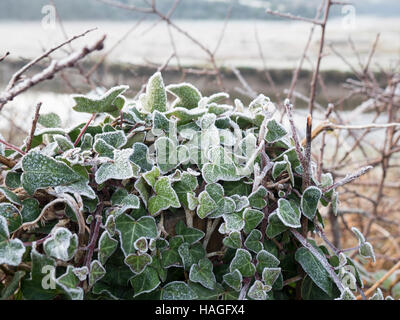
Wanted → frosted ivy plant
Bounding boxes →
[0,72,387,300]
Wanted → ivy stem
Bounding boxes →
[74,112,96,147]
[203,218,220,250]
[23,234,52,247]
[84,203,104,269]
[0,138,26,155]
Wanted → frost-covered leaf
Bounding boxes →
[277,198,301,228]
[244,229,263,253]
[38,112,61,128]
[55,179,96,200]
[143,72,167,113]
[130,266,161,298]
[223,211,245,232]
[130,142,153,172]
[202,146,240,184]
[95,130,127,149]
[248,280,268,300]
[295,247,338,297]
[0,270,26,300]
[0,186,21,205]
[243,208,264,234]
[0,203,22,233]
[229,249,256,278]
[54,134,74,151]
[134,237,148,253]
[262,267,281,291]
[111,188,140,215]
[162,281,198,300]
[196,190,217,219]
[189,258,216,290]
[57,266,83,300]
[134,177,151,207]
[43,227,78,261]
[178,242,205,270]
[256,249,280,274]
[155,137,189,174]
[265,119,287,143]
[98,231,118,265]
[72,85,128,114]
[21,248,59,300]
[152,110,177,137]
[359,242,376,263]
[351,227,365,244]
[148,177,180,216]
[223,231,242,249]
[167,82,202,109]
[265,211,289,238]
[248,186,267,209]
[95,149,138,184]
[72,267,89,282]
[173,172,198,207]
[125,252,152,274]
[223,269,242,292]
[94,138,115,158]
[335,287,356,300]
[89,260,106,287]
[175,220,204,244]
[115,214,158,256]
[143,166,160,189]
[301,186,322,220]
[231,195,249,212]
[20,198,40,223]
[22,151,82,195]
[5,171,22,189]
[0,216,25,266]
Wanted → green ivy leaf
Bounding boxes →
[98,231,118,265]
[95,130,127,149]
[301,186,322,220]
[155,137,189,174]
[124,253,152,274]
[178,242,206,270]
[130,266,161,298]
[223,269,242,292]
[20,198,40,223]
[277,198,301,228]
[244,229,263,253]
[262,267,281,291]
[295,247,338,297]
[248,280,268,300]
[189,258,216,290]
[265,211,289,238]
[202,146,240,184]
[72,85,128,114]
[115,214,158,256]
[0,203,22,233]
[89,260,106,287]
[143,72,167,113]
[243,208,264,234]
[167,82,202,109]
[175,220,205,244]
[162,281,198,300]
[0,186,21,205]
[38,112,61,128]
[248,186,267,209]
[95,149,139,184]
[0,217,25,266]
[43,227,78,261]
[265,119,287,143]
[21,151,82,195]
[57,266,83,300]
[148,177,180,216]
[111,188,140,216]
[223,231,242,249]
[229,248,256,278]
[130,142,154,172]
[256,249,280,274]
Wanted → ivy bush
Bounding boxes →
[0,72,385,300]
